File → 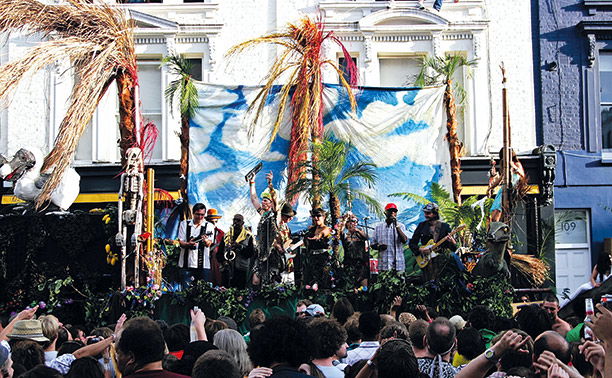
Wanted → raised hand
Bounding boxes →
[548,364,569,378]
[114,313,127,335]
[492,330,530,356]
[579,340,605,374]
[191,307,206,326]
[248,367,273,378]
[17,305,39,320]
[393,296,403,307]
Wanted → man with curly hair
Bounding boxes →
[247,317,312,377]
[308,318,347,378]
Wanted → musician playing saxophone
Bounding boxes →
[223,214,255,289]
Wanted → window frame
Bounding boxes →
[578,21,612,159]
[336,52,359,86]
[598,51,612,158]
[376,52,426,88]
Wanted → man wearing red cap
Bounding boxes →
[371,203,408,271]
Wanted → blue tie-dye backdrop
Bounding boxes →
[188,83,450,235]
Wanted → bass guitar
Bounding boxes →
[415,224,465,269]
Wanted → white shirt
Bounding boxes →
[178,220,212,269]
[316,365,345,378]
[346,341,380,366]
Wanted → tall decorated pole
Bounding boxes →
[501,64,512,224]
[227,17,358,205]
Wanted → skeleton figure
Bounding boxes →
[116,147,144,289]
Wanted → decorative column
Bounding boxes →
[362,33,375,85]
[432,32,442,57]
[587,34,596,68]
[208,36,217,81]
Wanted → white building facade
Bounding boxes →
[0,0,537,166]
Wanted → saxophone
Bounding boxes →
[224,242,237,261]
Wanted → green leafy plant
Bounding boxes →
[287,138,382,226]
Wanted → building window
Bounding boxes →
[137,60,163,161]
[600,52,612,150]
[74,82,120,163]
[186,58,203,81]
[378,55,423,87]
[338,56,357,84]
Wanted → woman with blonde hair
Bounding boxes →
[213,329,253,376]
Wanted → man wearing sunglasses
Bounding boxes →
[409,203,457,279]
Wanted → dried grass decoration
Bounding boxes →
[227,17,358,199]
[510,253,550,287]
[0,0,137,208]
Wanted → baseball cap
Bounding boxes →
[385,203,398,211]
[303,304,325,317]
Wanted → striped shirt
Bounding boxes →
[371,221,407,271]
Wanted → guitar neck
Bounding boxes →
[431,226,464,249]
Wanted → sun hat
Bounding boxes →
[206,208,222,219]
[280,203,295,217]
[7,319,50,343]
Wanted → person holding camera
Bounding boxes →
[371,203,408,272]
[177,203,214,288]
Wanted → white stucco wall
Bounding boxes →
[0,0,538,162]
[486,0,537,154]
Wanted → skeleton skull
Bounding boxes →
[126,147,142,174]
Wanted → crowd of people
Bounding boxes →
[1,292,611,378]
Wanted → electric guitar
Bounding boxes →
[283,239,304,260]
[415,224,465,268]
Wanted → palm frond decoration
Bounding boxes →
[286,138,382,228]
[162,54,200,220]
[415,55,478,204]
[0,0,137,208]
[226,17,358,200]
